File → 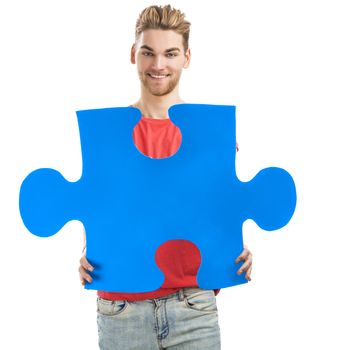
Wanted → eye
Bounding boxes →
[142,52,153,56]
[167,53,178,58]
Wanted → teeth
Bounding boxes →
[149,74,167,79]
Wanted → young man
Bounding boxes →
[79,5,253,349]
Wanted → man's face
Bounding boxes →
[131,29,190,97]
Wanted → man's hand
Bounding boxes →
[79,255,94,286]
[235,245,253,281]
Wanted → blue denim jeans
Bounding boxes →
[97,287,221,349]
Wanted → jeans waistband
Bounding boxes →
[154,287,213,302]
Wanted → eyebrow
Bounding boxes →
[140,45,181,53]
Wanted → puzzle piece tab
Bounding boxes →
[19,104,296,292]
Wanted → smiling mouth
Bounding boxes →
[147,73,171,79]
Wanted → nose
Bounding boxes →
[152,55,166,70]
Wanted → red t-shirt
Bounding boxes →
[98,115,225,301]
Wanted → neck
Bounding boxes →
[132,87,184,119]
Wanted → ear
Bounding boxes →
[183,48,191,69]
[130,44,136,64]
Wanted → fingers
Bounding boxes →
[237,258,252,279]
[245,265,252,281]
[236,247,253,281]
[79,269,86,286]
[79,255,94,285]
[80,255,94,271]
[235,247,250,264]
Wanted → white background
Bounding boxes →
[1,0,349,349]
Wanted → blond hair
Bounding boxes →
[135,4,191,53]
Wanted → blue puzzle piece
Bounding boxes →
[19,104,296,292]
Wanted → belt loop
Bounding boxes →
[178,288,184,301]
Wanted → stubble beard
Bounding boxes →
[139,71,180,97]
